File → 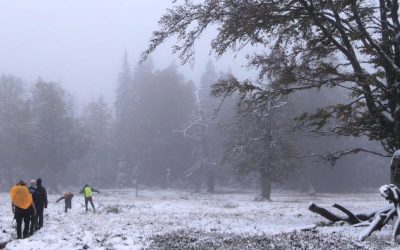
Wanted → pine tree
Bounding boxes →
[115,51,133,127]
[80,97,115,187]
[129,63,196,186]
[114,52,135,186]
[30,79,87,191]
[0,75,31,185]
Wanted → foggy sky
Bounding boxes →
[0,0,251,109]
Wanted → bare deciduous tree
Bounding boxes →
[144,0,400,166]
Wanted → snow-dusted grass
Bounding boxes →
[0,188,393,249]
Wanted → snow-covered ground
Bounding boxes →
[0,188,396,249]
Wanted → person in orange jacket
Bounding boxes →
[56,192,74,213]
[10,180,37,239]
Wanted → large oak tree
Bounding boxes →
[144,0,400,159]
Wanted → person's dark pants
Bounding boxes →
[29,206,36,235]
[15,206,31,239]
[84,197,95,212]
[36,206,44,229]
[65,199,72,213]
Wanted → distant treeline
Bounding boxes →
[0,56,388,194]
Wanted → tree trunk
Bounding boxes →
[390,156,400,188]
[394,107,400,151]
[207,169,215,193]
[260,167,271,200]
[295,168,316,196]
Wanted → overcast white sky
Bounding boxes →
[0,0,251,108]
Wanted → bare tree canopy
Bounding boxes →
[144,0,400,154]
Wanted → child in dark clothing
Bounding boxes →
[28,180,39,235]
[56,192,74,213]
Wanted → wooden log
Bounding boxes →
[309,202,397,241]
[308,184,400,241]
[382,208,396,227]
[392,206,400,241]
[360,212,388,241]
[357,206,392,221]
[309,203,346,222]
[333,203,362,224]
[360,207,396,241]
[392,217,400,241]
[352,221,370,227]
[310,203,392,223]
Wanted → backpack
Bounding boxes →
[10,185,32,209]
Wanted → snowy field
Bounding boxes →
[0,188,397,249]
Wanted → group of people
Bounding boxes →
[9,179,47,239]
[55,184,100,213]
[9,180,100,239]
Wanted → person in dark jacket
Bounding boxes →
[35,178,48,229]
[56,192,74,213]
[28,180,39,235]
[79,184,100,212]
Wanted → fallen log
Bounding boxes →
[308,203,387,225]
[360,211,390,241]
[309,184,400,242]
[308,203,346,222]
[332,203,362,224]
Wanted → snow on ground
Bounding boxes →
[0,188,396,249]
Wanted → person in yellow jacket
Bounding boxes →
[10,180,37,239]
[79,184,100,212]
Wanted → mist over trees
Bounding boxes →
[0,75,30,186]
[0,77,88,190]
[0,48,389,196]
[141,0,400,194]
[77,97,115,187]
[2,0,398,195]
[145,0,400,154]
[30,80,88,190]
[114,56,197,187]
[185,61,237,193]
